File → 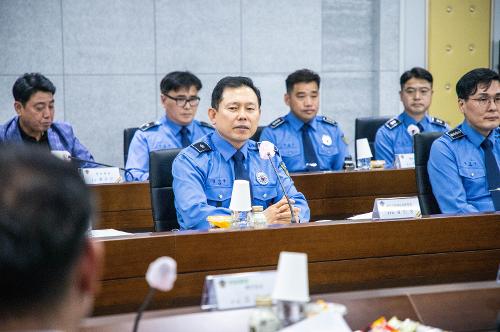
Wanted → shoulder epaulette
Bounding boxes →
[139,121,160,131]
[190,141,212,154]
[385,118,401,130]
[445,128,465,140]
[269,117,285,129]
[431,117,447,127]
[199,121,214,129]
[321,116,337,126]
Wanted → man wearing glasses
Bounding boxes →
[375,67,448,168]
[126,71,214,181]
[428,68,500,213]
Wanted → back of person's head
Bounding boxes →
[160,71,202,94]
[456,68,500,99]
[0,145,93,322]
[285,69,321,93]
[12,73,56,106]
[400,67,433,89]
[211,76,262,109]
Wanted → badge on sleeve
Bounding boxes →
[256,171,269,185]
[322,134,332,146]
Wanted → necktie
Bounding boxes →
[233,150,252,199]
[180,126,190,148]
[301,123,319,171]
[481,139,500,211]
[416,122,425,133]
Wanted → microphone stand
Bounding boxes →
[68,156,134,181]
[267,153,296,223]
[132,287,156,332]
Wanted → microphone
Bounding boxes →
[51,151,133,181]
[133,256,177,332]
[407,124,420,136]
[259,141,297,223]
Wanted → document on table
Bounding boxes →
[89,229,131,238]
[348,212,373,220]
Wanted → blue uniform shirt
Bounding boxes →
[125,115,214,181]
[0,116,95,168]
[375,112,448,167]
[259,112,348,173]
[428,121,500,214]
[172,131,310,230]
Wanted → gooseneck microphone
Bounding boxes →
[258,141,297,223]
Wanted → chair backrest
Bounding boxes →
[123,127,139,165]
[414,132,443,215]
[354,116,391,160]
[251,126,264,142]
[149,148,182,231]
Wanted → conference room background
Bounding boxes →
[0,0,499,167]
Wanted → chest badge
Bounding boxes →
[256,171,269,185]
[322,134,332,146]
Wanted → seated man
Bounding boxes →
[428,68,500,213]
[260,69,348,172]
[0,73,95,168]
[172,76,310,230]
[375,67,448,167]
[0,145,103,331]
[126,71,214,181]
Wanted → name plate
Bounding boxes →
[394,153,415,169]
[372,196,421,220]
[201,271,276,310]
[79,167,122,184]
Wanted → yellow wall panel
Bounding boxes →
[428,0,491,127]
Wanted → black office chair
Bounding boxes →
[149,148,182,231]
[123,127,139,165]
[354,116,391,160]
[413,132,443,215]
[251,126,264,142]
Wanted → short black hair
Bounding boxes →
[400,67,433,89]
[285,69,320,94]
[160,71,202,94]
[456,68,500,100]
[0,145,93,318]
[211,76,261,109]
[12,73,56,106]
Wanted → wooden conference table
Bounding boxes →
[92,168,417,232]
[93,213,500,317]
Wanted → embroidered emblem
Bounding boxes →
[322,134,332,146]
[256,171,269,185]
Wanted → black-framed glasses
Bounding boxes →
[469,95,500,107]
[163,94,200,107]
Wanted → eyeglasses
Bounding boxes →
[469,95,500,107]
[163,94,200,107]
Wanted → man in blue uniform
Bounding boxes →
[428,68,500,213]
[0,73,95,168]
[375,67,448,167]
[172,76,310,230]
[126,71,214,181]
[260,69,348,173]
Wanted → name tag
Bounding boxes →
[201,271,276,310]
[372,196,421,220]
[394,153,415,168]
[79,167,122,184]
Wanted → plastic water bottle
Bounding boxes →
[251,206,267,229]
[357,157,371,170]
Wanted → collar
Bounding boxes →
[17,117,48,143]
[460,120,492,148]
[400,111,430,127]
[211,131,249,162]
[286,112,318,131]
[161,115,194,135]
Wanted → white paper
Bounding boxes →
[89,229,131,238]
[394,153,415,169]
[373,196,421,220]
[281,310,352,332]
[348,212,373,220]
